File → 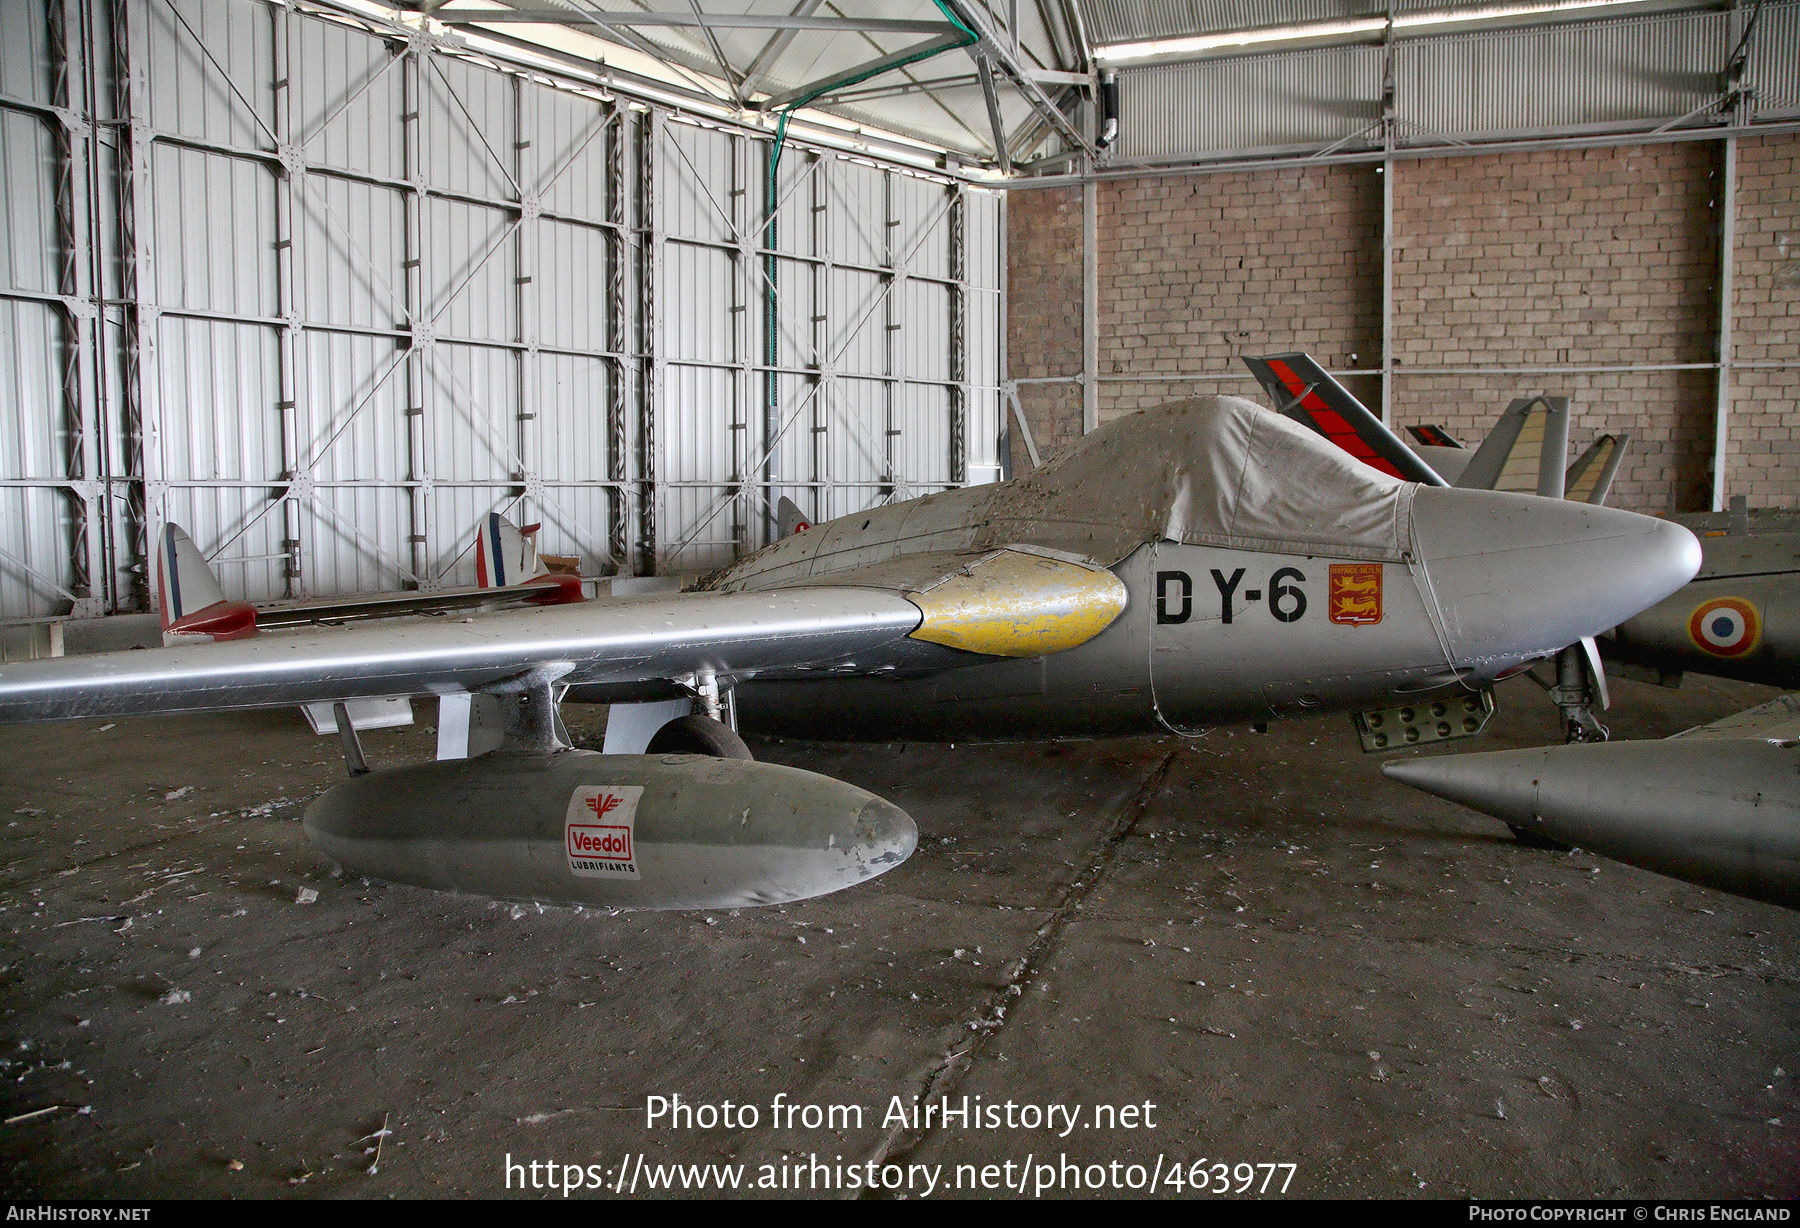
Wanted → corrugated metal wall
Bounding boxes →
[0,0,1003,624]
[1115,3,1798,162]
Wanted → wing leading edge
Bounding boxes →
[0,587,924,724]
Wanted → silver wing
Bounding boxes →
[0,546,1129,724]
[0,587,921,723]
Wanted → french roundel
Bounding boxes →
[1687,596,1761,658]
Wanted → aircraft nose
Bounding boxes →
[1409,487,1701,663]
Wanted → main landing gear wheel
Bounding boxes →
[646,715,754,760]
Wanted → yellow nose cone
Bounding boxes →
[906,549,1129,658]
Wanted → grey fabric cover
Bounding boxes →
[979,394,1416,565]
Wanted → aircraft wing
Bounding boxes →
[1241,354,1448,486]
[0,587,923,723]
[1667,693,1800,742]
[0,545,1129,724]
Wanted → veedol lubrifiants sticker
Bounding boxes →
[566,785,644,879]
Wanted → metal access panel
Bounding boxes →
[0,0,1005,627]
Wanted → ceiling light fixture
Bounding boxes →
[1095,0,1655,66]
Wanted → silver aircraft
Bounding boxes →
[1243,353,1800,702]
[1603,502,1800,691]
[0,395,1700,910]
[1385,695,1800,909]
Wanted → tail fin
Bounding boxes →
[777,496,812,539]
[475,512,584,604]
[1456,396,1570,496]
[156,524,257,644]
[476,512,543,588]
[1405,424,1464,449]
[1242,353,1447,486]
[1563,431,1630,506]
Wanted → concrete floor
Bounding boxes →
[0,672,1794,1199]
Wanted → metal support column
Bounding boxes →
[604,102,628,571]
[731,131,755,554]
[998,188,1011,479]
[401,40,429,589]
[760,123,779,547]
[1081,178,1098,434]
[1712,136,1737,512]
[1380,157,1395,426]
[49,0,102,616]
[882,169,900,498]
[811,153,830,522]
[514,75,538,536]
[637,107,660,575]
[272,6,305,598]
[948,183,968,485]
[112,0,157,612]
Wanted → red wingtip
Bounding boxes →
[164,600,259,643]
[525,574,586,606]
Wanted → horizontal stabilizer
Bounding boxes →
[1242,354,1447,486]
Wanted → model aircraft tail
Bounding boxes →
[155,524,258,645]
[1563,432,1630,506]
[475,512,583,603]
[777,496,812,539]
[1455,396,1571,496]
[476,512,540,589]
[1241,353,1448,486]
[1405,424,1463,448]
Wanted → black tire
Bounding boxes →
[645,715,754,760]
[1507,823,1572,852]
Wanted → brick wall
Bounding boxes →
[1391,143,1724,513]
[1006,133,1800,510]
[1098,165,1383,422]
[1731,135,1800,505]
[1004,186,1084,471]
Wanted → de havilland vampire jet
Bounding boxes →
[0,395,1700,912]
[1244,352,1800,713]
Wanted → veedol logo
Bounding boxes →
[568,822,632,860]
[566,785,643,880]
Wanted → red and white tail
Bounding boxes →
[476,512,542,589]
[1242,353,1448,486]
[475,512,583,604]
[155,524,257,645]
[776,496,812,539]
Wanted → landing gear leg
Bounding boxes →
[1549,643,1608,744]
[647,671,753,759]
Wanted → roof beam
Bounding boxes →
[829,73,980,104]
[976,54,1011,173]
[682,0,743,99]
[940,0,1092,159]
[428,10,958,33]
[742,0,824,97]
[751,32,969,112]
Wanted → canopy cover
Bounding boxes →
[981,394,1417,565]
